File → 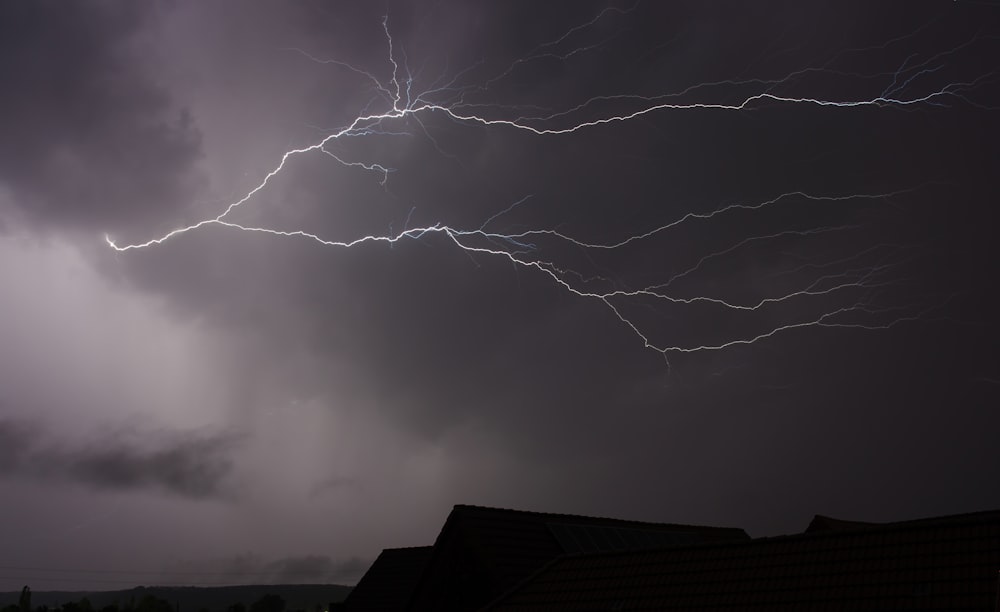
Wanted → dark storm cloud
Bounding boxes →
[3,4,996,588]
[266,555,367,584]
[0,418,239,499]
[178,0,1000,535]
[163,554,368,585]
[0,1,203,235]
[308,476,363,499]
[110,1,999,465]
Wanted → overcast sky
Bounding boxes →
[1,0,999,591]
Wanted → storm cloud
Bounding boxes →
[0,419,239,499]
[0,0,998,592]
[160,553,368,586]
[0,1,203,235]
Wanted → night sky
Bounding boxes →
[2,0,999,591]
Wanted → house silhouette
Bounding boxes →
[339,504,748,611]
[338,504,1000,611]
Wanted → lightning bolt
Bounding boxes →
[105,5,996,364]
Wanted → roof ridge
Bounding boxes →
[450,503,745,531]
[889,507,1000,524]
[489,505,1000,564]
[801,507,1000,534]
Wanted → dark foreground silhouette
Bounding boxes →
[0,585,352,612]
[340,504,1000,611]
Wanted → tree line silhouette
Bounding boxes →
[2,587,291,612]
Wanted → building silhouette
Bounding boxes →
[339,505,1000,611]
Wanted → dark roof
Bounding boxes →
[805,514,880,533]
[482,509,1000,611]
[341,546,433,612]
[406,504,749,611]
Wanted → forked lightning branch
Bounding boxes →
[106,7,995,360]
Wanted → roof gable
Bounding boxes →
[405,504,749,611]
[341,546,432,612]
[483,509,1000,611]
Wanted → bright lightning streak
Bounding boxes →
[105,6,996,362]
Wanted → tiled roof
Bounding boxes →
[482,509,1000,611]
[406,504,749,611]
[340,546,432,612]
[805,514,880,533]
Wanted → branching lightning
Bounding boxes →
[105,4,996,363]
